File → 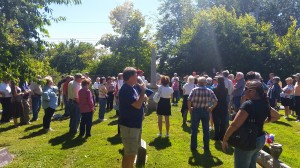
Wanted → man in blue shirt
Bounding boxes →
[118,67,147,168]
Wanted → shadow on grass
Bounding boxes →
[214,141,234,155]
[188,149,223,167]
[24,124,43,132]
[92,120,101,125]
[182,124,191,133]
[19,129,47,139]
[48,132,86,149]
[0,125,15,132]
[107,134,122,145]
[61,136,87,150]
[109,115,119,119]
[108,120,118,126]
[49,132,75,146]
[274,121,292,127]
[148,137,171,150]
[286,118,296,121]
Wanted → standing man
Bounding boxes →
[62,76,73,117]
[68,73,83,133]
[30,75,43,121]
[188,77,218,151]
[232,72,246,113]
[57,75,66,109]
[118,67,147,168]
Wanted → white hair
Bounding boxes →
[236,72,244,78]
[206,77,212,85]
[187,76,194,84]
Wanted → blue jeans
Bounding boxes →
[69,100,81,133]
[234,135,266,168]
[31,95,41,120]
[63,96,70,116]
[172,90,180,103]
[191,108,210,150]
[99,98,107,119]
[232,96,241,112]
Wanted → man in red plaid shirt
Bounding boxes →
[188,76,218,151]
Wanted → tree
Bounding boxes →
[47,39,98,74]
[156,0,196,73]
[175,7,275,77]
[196,0,300,35]
[97,2,152,77]
[0,0,81,80]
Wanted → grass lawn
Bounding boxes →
[0,101,299,168]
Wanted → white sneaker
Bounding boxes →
[166,134,170,138]
[157,133,162,137]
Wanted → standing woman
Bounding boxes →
[172,77,180,106]
[212,77,228,140]
[222,81,280,168]
[181,76,195,125]
[41,76,58,131]
[0,78,12,123]
[11,79,24,127]
[280,77,294,118]
[98,77,108,121]
[157,75,174,137]
[106,77,115,111]
[79,79,94,138]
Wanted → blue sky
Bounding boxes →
[44,0,160,44]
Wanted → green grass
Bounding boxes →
[0,102,299,168]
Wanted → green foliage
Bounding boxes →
[156,0,196,74]
[96,2,152,77]
[174,7,275,77]
[47,39,98,74]
[196,0,300,35]
[0,0,81,81]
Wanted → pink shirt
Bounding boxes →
[78,88,94,113]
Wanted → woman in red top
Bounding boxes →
[78,79,95,138]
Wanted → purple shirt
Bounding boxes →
[79,88,94,113]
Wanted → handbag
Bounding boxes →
[153,86,161,103]
[228,111,258,151]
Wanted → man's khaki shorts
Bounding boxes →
[120,125,141,156]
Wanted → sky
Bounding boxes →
[44,0,161,44]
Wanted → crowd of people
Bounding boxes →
[1,68,300,168]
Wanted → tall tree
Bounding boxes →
[196,0,300,35]
[97,2,152,76]
[0,0,81,80]
[156,0,196,73]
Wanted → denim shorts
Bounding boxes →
[120,125,141,156]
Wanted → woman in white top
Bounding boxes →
[181,76,195,125]
[280,77,294,118]
[156,75,173,137]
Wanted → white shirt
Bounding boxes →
[224,78,233,95]
[183,83,196,95]
[159,86,174,98]
[0,82,12,97]
[93,82,100,90]
[68,80,81,99]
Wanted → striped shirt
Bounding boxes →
[188,86,218,108]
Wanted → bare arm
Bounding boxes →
[223,109,249,142]
[265,107,280,123]
[131,84,146,110]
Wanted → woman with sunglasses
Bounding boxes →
[222,80,280,168]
